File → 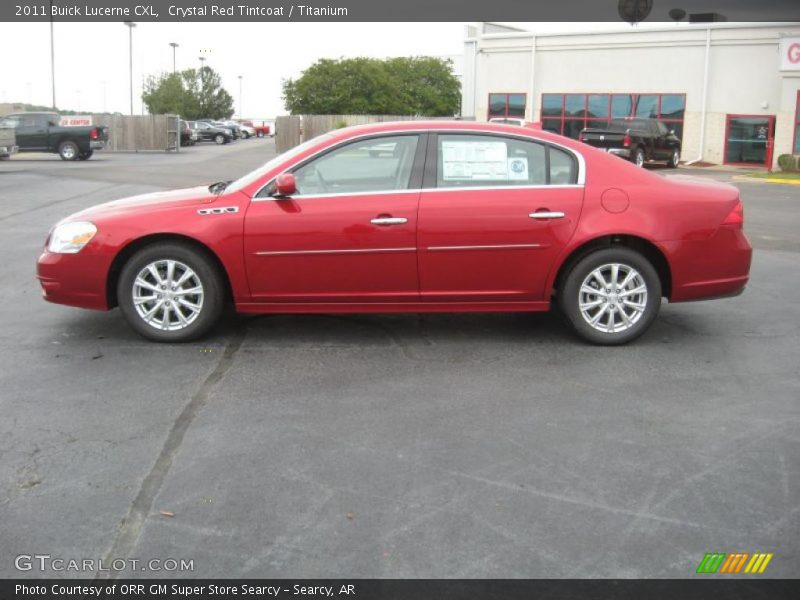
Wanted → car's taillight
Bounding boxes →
[722,201,744,228]
[90,128,98,140]
[623,134,632,147]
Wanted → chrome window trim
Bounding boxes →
[251,184,583,202]
[252,128,586,200]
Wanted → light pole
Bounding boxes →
[49,0,56,109]
[198,57,206,115]
[238,75,243,118]
[169,42,179,73]
[124,21,136,116]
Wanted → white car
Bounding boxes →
[237,123,257,139]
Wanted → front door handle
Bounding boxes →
[371,216,408,226]
[529,211,565,220]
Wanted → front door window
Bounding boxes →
[725,116,774,166]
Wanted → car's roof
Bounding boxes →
[325,120,572,147]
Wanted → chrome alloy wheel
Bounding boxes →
[132,260,204,331]
[578,263,648,334]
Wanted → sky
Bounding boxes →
[0,21,674,118]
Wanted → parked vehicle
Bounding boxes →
[579,118,681,168]
[220,120,244,139]
[0,112,107,160]
[240,120,271,137]
[37,121,751,345]
[238,123,256,139]
[198,119,240,139]
[179,120,197,146]
[0,125,18,159]
[193,121,233,144]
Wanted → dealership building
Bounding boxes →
[461,22,800,168]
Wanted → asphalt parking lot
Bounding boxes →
[1,141,798,579]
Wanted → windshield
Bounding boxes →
[226,132,335,194]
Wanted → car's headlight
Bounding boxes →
[47,221,97,254]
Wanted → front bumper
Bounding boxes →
[37,250,110,310]
[0,144,18,156]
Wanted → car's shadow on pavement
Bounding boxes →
[48,306,702,351]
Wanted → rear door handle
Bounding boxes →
[371,217,408,226]
[529,211,565,220]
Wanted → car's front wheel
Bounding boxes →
[559,247,661,345]
[118,243,225,342]
[668,148,680,168]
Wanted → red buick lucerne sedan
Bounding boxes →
[37,121,752,344]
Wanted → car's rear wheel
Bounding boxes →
[631,147,645,168]
[58,140,79,161]
[668,148,680,168]
[559,247,661,345]
[257,131,264,138]
[118,243,225,342]
[214,134,226,145]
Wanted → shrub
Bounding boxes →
[777,154,798,172]
[333,119,349,129]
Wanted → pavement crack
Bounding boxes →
[95,325,247,581]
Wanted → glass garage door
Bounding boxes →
[724,115,775,166]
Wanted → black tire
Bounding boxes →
[257,131,264,138]
[558,247,661,345]
[214,133,226,145]
[58,140,80,161]
[242,132,250,139]
[117,242,225,342]
[78,150,94,161]
[668,148,680,168]
[631,147,645,168]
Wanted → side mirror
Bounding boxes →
[274,173,297,197]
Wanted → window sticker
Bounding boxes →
[507,157,529,181]
[442,140,509,181]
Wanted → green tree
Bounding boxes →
[142,66,234,120]
[282,57,460,116]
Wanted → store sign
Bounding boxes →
[780,36,800,71]
[59,115,92,126]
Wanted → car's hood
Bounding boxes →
[66,185,218,221]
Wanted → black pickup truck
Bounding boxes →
[0,112,108,160]
[579,118,681,168]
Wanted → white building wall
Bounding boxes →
[465,23,800,168]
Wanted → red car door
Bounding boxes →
[243,134,424,302]
[418,133,585,302]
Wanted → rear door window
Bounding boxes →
[436,134,577,187]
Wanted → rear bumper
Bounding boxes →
[664,227,753,303]
[90,140,106,150]
[607,148,632,158]
[36,250,109,310]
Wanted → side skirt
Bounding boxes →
[235,301,551,315]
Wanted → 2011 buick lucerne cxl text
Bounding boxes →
[36,121,752,345]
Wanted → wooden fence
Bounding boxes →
[91,114,179,152]
[275,114,457,153]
